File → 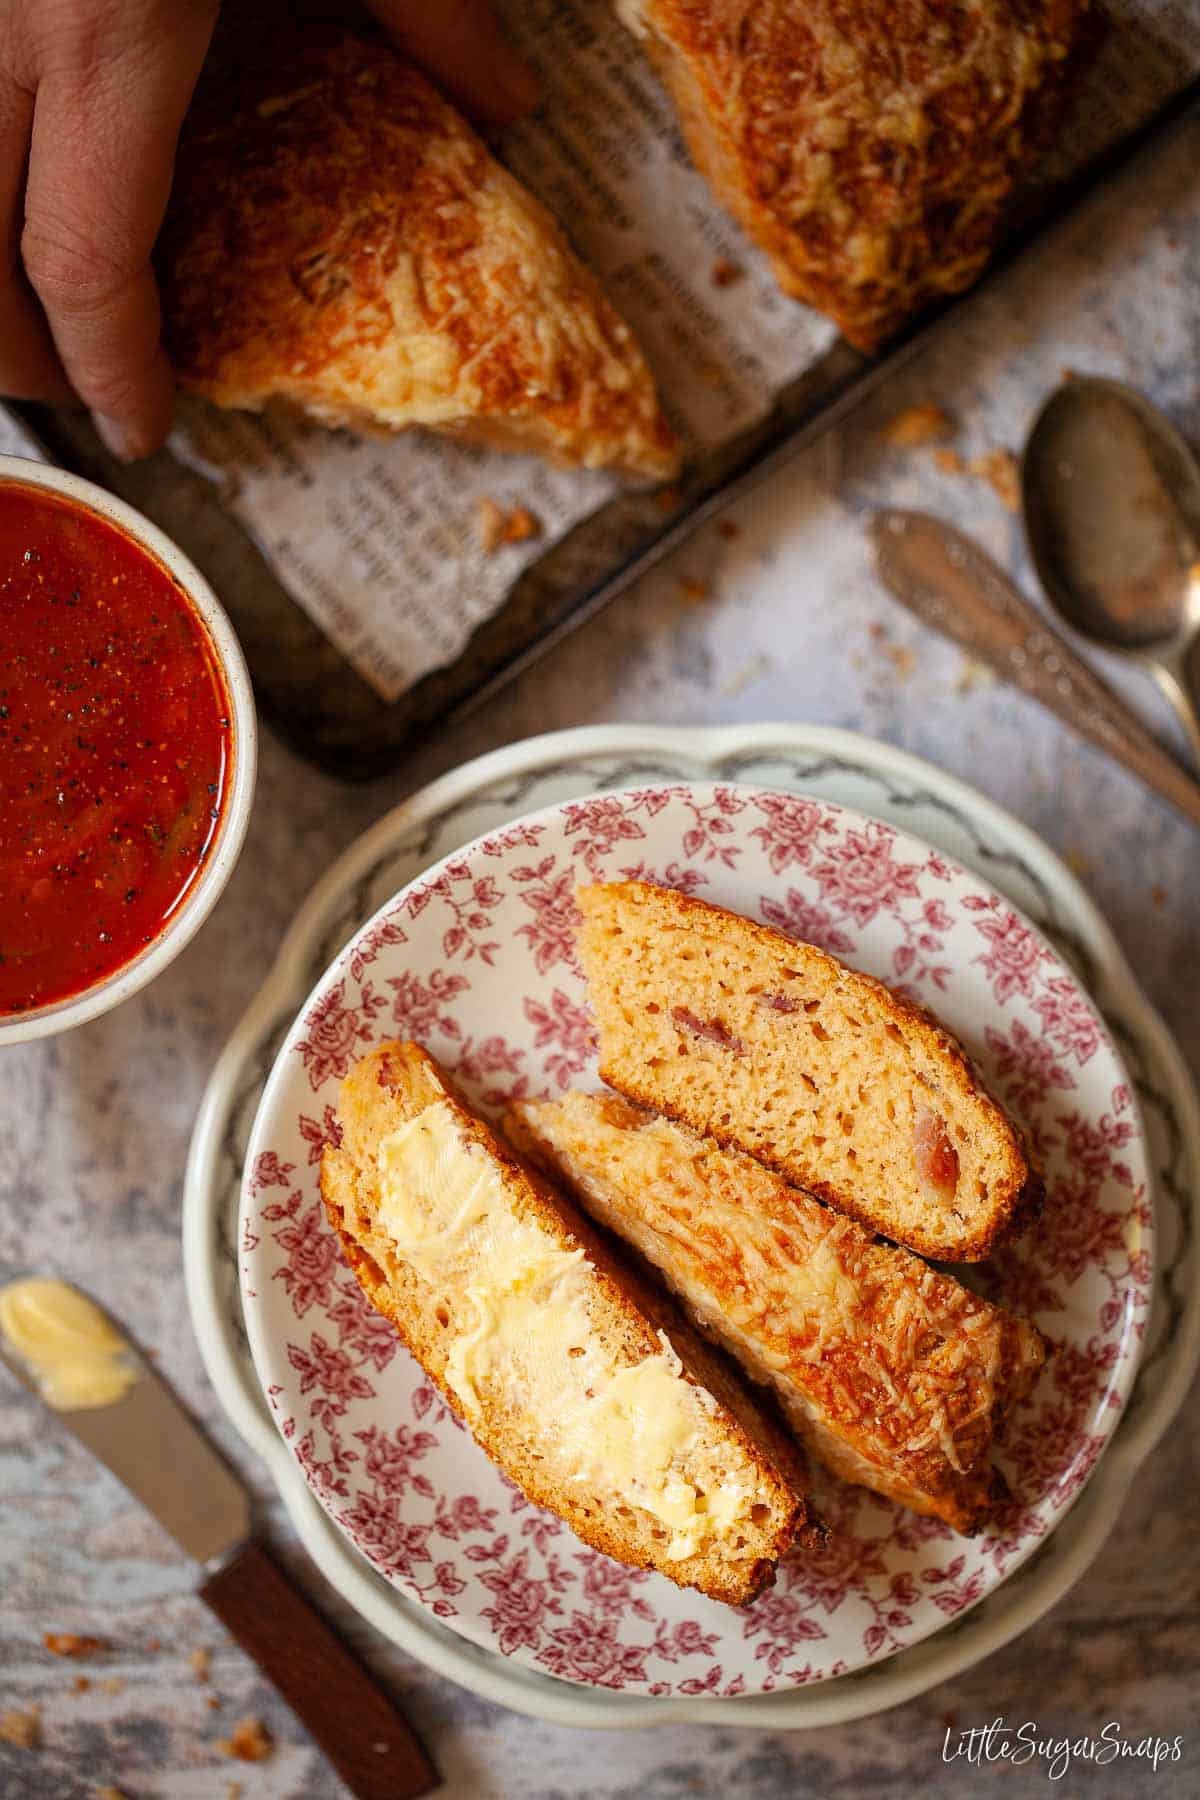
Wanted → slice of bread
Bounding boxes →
[161,31,680,480]
[576,880,1040,1260]
[320,1041,818,1604]
[507,1093,1046,1533]
[618,0,1091,351]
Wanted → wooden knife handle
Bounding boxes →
[870,510,1200,829]
[200,1540,439,1800]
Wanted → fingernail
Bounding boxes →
[92,411,139,463]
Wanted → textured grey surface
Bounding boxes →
[2,118,1200,1800]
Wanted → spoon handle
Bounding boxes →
[870,510,1200,830]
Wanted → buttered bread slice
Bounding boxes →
[320,1041,817,1604]
[576,880,1040,1260]
[507,1093,1046,1533]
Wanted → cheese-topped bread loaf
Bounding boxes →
[507,1093,1046,1533]
[576,880,1040,1260]
[618,0,1092,350]
[320,1041,817,1604]
[161,32,679,480]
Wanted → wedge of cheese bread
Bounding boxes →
[506,1092,1045,1534]
[162,32,679,480]
[617,0,1093,351]
[575,880,1041,1261]
[320,1040,818,1604]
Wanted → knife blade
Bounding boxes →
[869,508,1200,829]
[1,1277,439,1799]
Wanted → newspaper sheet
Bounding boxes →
[170,0,1200,704]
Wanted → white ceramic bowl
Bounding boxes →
[0,453,257,1043]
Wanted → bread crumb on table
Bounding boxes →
[882,402,955,446]
[711,257,743,287]
[955,656,995,695]
[98,1677,126,1696]
[0,1707,41,1749]
[94,1786,130,1800]
[968,448,1021,510]
[44,1632,107,1658]
[217,1716,274,1762]
[677,575,710,604]
[189,1646,211,1683]
[476,497,542,554]
[934,447,966,474]
[716,517,741,540]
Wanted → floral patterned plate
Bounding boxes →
[238,778,1151,1699]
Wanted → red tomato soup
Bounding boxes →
[0,482,231,1015]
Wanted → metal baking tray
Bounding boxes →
[10,71,1200,780]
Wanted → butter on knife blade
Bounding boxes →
[0,1277,137,1411]
[0,1273,249,1564]
[0,1274,440,1798]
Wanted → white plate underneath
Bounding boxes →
[183,724,1200,1729]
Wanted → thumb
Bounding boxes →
[364,0,539,123]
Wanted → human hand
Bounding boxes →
[0,0,537,460]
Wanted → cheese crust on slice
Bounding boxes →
[507,1092,1046,1533]
[320,1041,818,1604]
[576,879,1041,1261]
[618,0,1093,350]
[161,31,679,480]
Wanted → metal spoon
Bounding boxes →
[1022,375,1200,763]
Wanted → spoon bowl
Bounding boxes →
[1022,376,1200,760]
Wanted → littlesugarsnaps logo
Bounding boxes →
[941,1718,1182,1782]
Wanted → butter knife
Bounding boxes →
[869,508,1200,829]
[0,1278,439,1800]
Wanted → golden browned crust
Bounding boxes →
[507,1093,1046,1533]
[161,32,679,479]
[321,1041,818,1604]
[622,0,1093,350]
[576,880,1041,1260]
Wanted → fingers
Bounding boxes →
[0,74,72,404]
[365,0,539,124]
[21,8,216,459]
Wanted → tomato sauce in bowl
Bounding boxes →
[0,482,232,1017]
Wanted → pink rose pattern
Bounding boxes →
[244,786,1153,1695]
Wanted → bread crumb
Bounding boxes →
[934,447,966,475]
[99,1678,126,1696]
[955,656,995,695]
[1151,885,1166,908]
[95,1787,130,1799]
[715,518,741,540]
[677,576,710,604]
[0,1707,41,1749]
[968,448,1021,511]
[721,654,771,698]
[883,402,954,446]
[189,1647,211,1683]
[475,497,505,554]
[500,505,540,546]
[870,630,916,681]
[711,258,743,287]
[226,1784,243,1800]
[73,1676,92,1694]
[44,1632,107,1658]
[1065,848,1095,878]
[208,1695,222,1711]
[218,1717,274,1762]
[477,497,542,553]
